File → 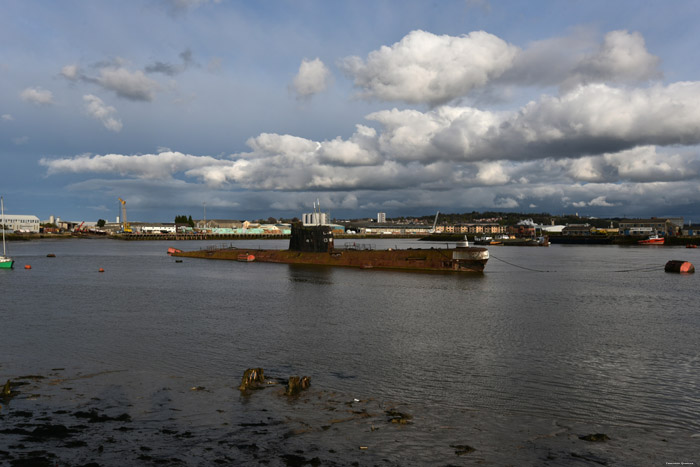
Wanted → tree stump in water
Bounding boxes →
[238,368,265,392]
[285,376,311,396]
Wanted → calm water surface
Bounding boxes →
[1,238,698,465]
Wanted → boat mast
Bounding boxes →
[1,196,6,256]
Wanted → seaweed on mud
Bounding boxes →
[73,410,131,423]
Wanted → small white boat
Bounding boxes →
[1,196,14,269]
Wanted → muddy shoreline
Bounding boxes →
[2,368,694,466]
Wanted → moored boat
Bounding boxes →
[173,223,489,273]
[638,233,665,245]
[167,247,183,255]
[1,196,14,269]
[686,244,698,249]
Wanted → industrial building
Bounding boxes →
[618,218,683,236]
[0,214,40,233]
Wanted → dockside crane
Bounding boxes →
[118,198,132,233]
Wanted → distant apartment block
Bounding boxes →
[377,212,386,223]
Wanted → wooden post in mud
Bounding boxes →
[238,368,265,392]
[285,376,310,396]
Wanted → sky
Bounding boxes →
[2,0,700,223]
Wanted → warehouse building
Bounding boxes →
[0,214,40,233]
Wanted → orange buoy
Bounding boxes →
[664,260,695,274]
[98,268,104,273]
[24,265,31,269]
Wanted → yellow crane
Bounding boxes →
[118,198,132,233]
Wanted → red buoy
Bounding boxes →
[99,268,105,273]
[664,260,695,274]
[24,265,31,269]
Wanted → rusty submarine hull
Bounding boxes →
[171,224,489,273]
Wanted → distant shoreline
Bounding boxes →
[6,232,700,246]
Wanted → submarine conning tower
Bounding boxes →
[288,222,334,252]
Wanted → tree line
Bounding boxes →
[174,215,195,227]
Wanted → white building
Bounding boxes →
[1,214,41,233]
[377,212,386,223]
[140,224,177,234]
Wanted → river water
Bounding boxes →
[1,238,698,466]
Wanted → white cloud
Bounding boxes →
[42,79,700,202]
[338,29,661,106]
[97,67,159,101]
[83,94,123,132]
[291,58,332,99]
[37,24,700,218]
[61,64,80,80]
[604,146,696,182]
[566,30,661,89]
[475,162,511,185]
[501,29,661,92]
[368,82,700,163]
[340,30,518,106]
[589,196,616,207]
[318,125,380,166]
[493,197,519,208]
[41,150,225,180]
[20,87,54,105]
[1,114,13,121]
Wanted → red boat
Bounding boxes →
[167,247,183,255]
[686,244,698,249]
[638,234,664,245]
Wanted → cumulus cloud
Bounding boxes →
[340,29,662,106]
[96,67,159,101]
[566,30,661,89]
[339,30,518,106]
[43,81,700,199]
[38,26,700,217]
[291,58,332,99]
[41,150,226,179]
[368,82,700,163]
[20,87,54,105]
[60,61,160,101]
[562,146,699,183]
[83,94,123,132]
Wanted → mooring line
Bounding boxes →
[611,265,661,273]
[489,254,553,273]
[490,254,663,274]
